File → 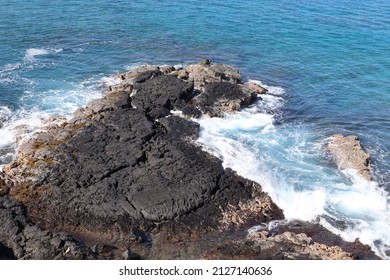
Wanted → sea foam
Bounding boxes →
[24,48,50,60]
[196,81,390,259]
[24,48,63,61]
[0,74,104,167]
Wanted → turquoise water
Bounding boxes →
[1,0,389,257]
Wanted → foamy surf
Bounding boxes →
[0,107,50,166]
[1,47,64,85]
[24,48,63,61]
[0,74,105,167]
[0,63,22,85]
[196,81,390,259]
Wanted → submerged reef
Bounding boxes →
[0,60,379,259]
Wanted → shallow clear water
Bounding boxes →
[1,0,389,258]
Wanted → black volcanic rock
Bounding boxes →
[132,74,194,119]
[195,82,257,117]
[0,196,98,260]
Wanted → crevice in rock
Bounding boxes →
[99,164,130,181]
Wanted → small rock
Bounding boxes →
[327,134,373,180]
[246,81,268,95]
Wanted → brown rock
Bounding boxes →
[246,81,268,95]
[198,230,353,260]
[186,59,241,91]
[327,134,373,180]
[220,195,283,229]
[169,69,189,80]
[273,219,380,259]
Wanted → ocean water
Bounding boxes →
[1,0,389,258]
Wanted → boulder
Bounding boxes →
[246,81,268,95]
[327,134,373,180]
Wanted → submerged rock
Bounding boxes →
[327,134,373,180]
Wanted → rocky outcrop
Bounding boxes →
[327,134,373,180]
[186,59,242,91]
[269,219,379,260]
[147,219,378,260]
[202,231,354,260]
[0,60,378,259]
[193,82,257,117]
[246,81,268,95]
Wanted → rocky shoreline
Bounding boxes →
[0,60,379,259]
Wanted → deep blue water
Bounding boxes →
[1,0,389,258]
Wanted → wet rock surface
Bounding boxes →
[0,60,379,259]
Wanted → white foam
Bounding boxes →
[0,107,51,148]
[247,223,268,233]
[170,110,184,117]
[125,63,184,72]
[19,75,103,117]
[100,76,122,87]
[319,169,390,258]
[124,62,151,71]
[1,63,22,73]
[196,82,390,259]
[0,75,104,166]
[0,77,14,84]
[173,64,184,69]
[197,124,325,221]
[198,112,275,135]
[24,48,63,61]
[24,48,50,60]
[0,63,22,84]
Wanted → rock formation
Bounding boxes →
[0,60,377,259]
[327,134,373,180]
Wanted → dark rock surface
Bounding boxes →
[194,82,257,117]
[0,60,379,259]
[0,196,98,260]
[132,74,194,118]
